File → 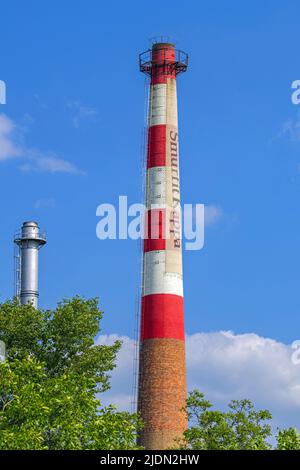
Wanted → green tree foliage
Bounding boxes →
[0,297,141,450]
[179,390,300,450]
[180,390,273,450]
[276,427,300,450]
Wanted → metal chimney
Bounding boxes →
[14,221,47,308]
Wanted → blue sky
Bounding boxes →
[1,0,300,425]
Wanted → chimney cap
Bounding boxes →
[23,221,39,227]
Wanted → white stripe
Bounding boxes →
[166,79,178,127]
[146,167,181,210]
[149,84,167,126]
[143,250,183,296]
[146,167,166,208]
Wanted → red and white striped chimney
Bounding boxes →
[138,42,189,450]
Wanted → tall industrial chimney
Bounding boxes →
[138,42,188,449]
[14,221,47,308]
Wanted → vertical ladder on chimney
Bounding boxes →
[131,75,150,414]
[14,241,21,302]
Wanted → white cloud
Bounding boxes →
[186,332,300,409]
[98,334,137,412]
[33,94,48,110]
[205,204,224,226]
[19,153,84,175]
[273,117,300,142]
[0,113,83,174]
[34,198,56,209]
[282,119,300,141]
[97,331,300,430]
[0,114,22,161]
[66,99,98,128]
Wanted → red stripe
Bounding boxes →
[151,44,176,85]
[141,294,184,340]
[152,45,175,64]
[147,124,166,168]
[144,238,166,252]
[151,72,176,85]
[144,209,166,252]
